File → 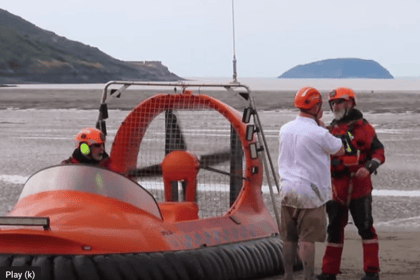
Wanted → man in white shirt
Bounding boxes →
[278,87,344,280]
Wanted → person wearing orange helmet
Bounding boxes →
[62,127,114,171]
[317,88,385,280]
[278,87,344,280]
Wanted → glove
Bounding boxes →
[331,158,341,167]
[365,159,380,174]
[340,132,356,155]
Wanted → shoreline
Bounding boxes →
[2,88,420,113]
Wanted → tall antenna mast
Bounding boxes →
[231,0,238,83]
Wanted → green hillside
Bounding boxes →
[0,9,180,83]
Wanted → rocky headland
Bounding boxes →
[278,58,393,79]
[0,9,181,84]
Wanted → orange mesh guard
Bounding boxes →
[109,92,263,212]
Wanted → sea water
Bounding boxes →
[7,76,420,92]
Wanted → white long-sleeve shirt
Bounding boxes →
[278,116,342,208]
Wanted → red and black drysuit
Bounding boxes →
[321,108,385,275]
[62,148,115,171]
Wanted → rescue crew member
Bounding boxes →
[62,127,114,171]
[317,87,385,280]
[278,87,344,280]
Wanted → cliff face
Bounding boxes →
[278,58,393,79]
[0,9,181,84]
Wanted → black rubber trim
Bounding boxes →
[0,236,302,280]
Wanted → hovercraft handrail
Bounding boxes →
[96,81,252,128]
[0,216,50,230]
[100,81,251,104]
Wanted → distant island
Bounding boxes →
[278,58,393,79]
[0,9,181,84]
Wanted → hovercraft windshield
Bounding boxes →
[18,164,161,219]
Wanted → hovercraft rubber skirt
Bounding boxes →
[0,236,302,280]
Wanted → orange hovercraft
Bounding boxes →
[0,82,302,280]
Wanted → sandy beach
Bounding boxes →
[1,83,420,280]
[271,229,420,280]
[317,230,420,280]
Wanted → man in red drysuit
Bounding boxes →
[317,87,385,280]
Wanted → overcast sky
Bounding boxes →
[2,0,420,78]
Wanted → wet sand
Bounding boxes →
[1,86,420,279]
[261,230,420,280]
